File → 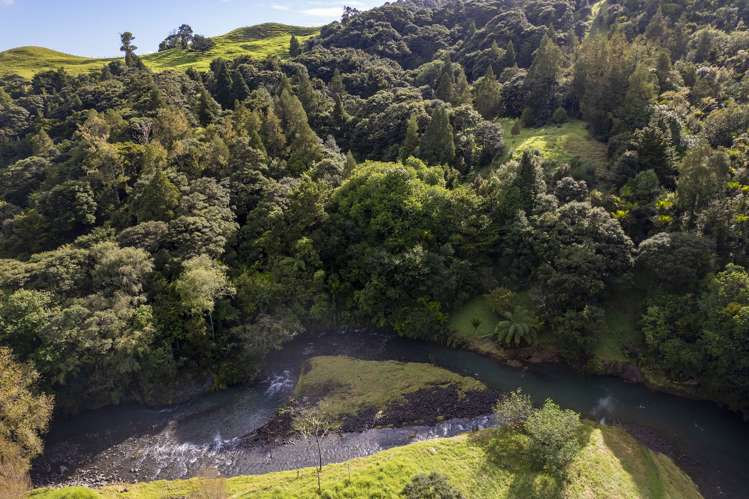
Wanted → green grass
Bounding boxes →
[295,356,486,421]
[500,119,608,171]
[31,425,701,499]
[0,23,318,79]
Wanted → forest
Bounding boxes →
[1,0,749,489]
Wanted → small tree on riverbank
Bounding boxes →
[293,408,340,494]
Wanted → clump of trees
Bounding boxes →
[159,24,215,52]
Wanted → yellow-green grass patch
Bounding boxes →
[294,356,486,421]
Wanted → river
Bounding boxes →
[32,329,749,498]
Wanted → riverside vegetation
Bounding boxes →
[1,0,749,496]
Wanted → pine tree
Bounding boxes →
[231,71,251,103]
[474,66,502,119]
[619,63,657,130]
[278,84,322,173]
[197,88,221,125]
[289,34,302,57]
[505,150,546,216]
[454,64,472,105]
[262,106,287,157]
[400,114,420,160]
[120,32,139,67]
[211,59,234,108]
[523,34,564,126]
[435,61,456,103]
[504,41,517,68]
[294,69,319,116]
[329,69,345,96]
[420,105,455,165]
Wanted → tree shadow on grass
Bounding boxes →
[468,423,595,499]
[600,425,668,499]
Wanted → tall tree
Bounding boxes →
[474,66,502,119]
[420,105,455,165]
[523,34,564,126]
[120,32,139,67]
[400,114,420,160]
[289,34,302,57]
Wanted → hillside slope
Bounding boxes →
[31,426,701,499]
[0,23,318,78]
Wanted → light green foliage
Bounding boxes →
[494,389,533,430]
[174,255,234,318]
[523,400,583,473]
[494,306,540,347]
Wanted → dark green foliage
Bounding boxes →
[420,104,455,166]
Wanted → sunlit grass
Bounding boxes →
[31,424,701,499]
[500,118,608,171]
[295,356,486,421]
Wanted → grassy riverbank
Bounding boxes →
[294,356,487,423]
[32,424,701,498]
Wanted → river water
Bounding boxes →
[32,330,749,498]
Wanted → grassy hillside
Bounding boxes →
[0,23,318,79]
[31,425,701,499]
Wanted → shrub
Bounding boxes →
[494,389,533,430]
[486,287,515,315]
[402,472,465,499]
[552,106,568,124]
[523,399,583,473]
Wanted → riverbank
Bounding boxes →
[31,424,702,499]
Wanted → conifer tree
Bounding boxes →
[420,105,455,165]
[454,64,472,105]
[400,114,420,160]
[120,32,139,67]
[329,69,345,96]
[231,71,251,102]
[278,84,322,173]
[211,59,234,108]
[262,106,287,157]
[289,34,302,57]
[474,66,502,119]
[197,88,221,125]
[504,40,517,68]
[435,61,456,103]
[344,150,357,177]
[523,34,564,126]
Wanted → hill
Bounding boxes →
[0,23,318,78]
[31,425,701,498]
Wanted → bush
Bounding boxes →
[552,106,568,124]
[486,287,514,314]
[494,389,533,430]
[523,400,583,473]
[402,472,464,499]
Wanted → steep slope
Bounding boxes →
[0,23,318,78]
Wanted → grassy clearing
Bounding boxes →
[31,424,701,499]
[0,24,318,79]
[500,119,608,171]
[295,356,485,421]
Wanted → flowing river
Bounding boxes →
[32,330,749,498]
